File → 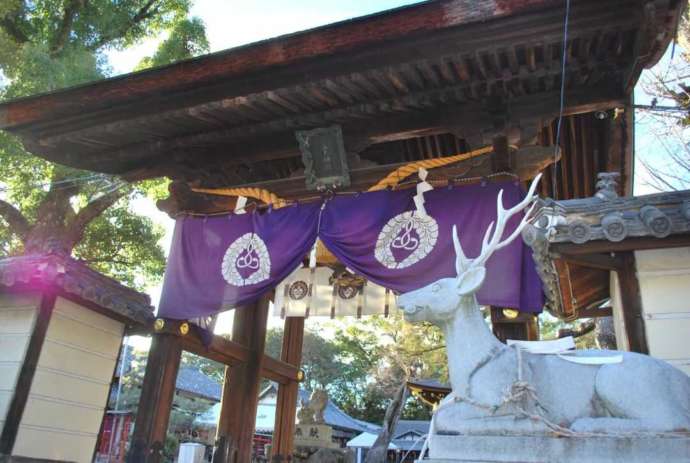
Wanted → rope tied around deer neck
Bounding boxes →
[442,346,690,439]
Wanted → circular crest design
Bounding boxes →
[338,285,359,299]
[288,281,309,300]
[221,233,271,286]
[568,220,591,244]
[375,211,439,269]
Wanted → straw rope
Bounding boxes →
[428,347,690,441]
[367,145,493,191]
[190,186,289,208]
[191,145,495,207]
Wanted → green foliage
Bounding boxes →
[73,198,166,290]
[265,314,445,424]
[0,0,208,288]
[329,314,445,423]
[266,327,348,392]
[539,313,598,349]
[135,17,209,70]
[0,0,191,63]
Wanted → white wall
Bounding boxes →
[12,296,124,463]
[635,247,690,375]
[609,272,629,352]
[0,293,39,433]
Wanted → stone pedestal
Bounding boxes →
[294,424,338,449]
[419,434,690,463]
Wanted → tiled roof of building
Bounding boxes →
[0,253,153,326]
[297,389,380,435]
[187,376,380,435]
[390,419,429,451]
[175,367,223,402]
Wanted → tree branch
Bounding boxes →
[0,199,30,240]
[0,15,29,44]
[402,345,446,356]
[50,0,84,56]
[83,258,135,266]
[65,186,127,248]
[88,0,158,50]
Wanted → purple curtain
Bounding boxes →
[158,182,543,319]
[319,182,542,311]
[158,203,321,319]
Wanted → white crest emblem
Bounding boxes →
[375,212,438,269]
[221,233,271,286]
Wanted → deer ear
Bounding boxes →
[456,267,486,295]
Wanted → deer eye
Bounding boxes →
[431,283,441,293]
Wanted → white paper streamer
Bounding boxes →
[234,195,248,214]
[508,336,624,365]
[414,168,433,216]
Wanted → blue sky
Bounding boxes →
[108,0,422,74]
[634,46,690,194]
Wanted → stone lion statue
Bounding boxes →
[309,389,328,424]
[297,398,315,425]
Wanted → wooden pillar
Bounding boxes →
[490,307,538,342]
[214,293,271,463]
[271,317,305,462]
[0,292,56,455]
[127,333,182,463]
[491,135,514,173]
[617,252,649,354]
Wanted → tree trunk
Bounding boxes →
[365,383,408,463]
[4,179,126,256]
[22,183,77,254]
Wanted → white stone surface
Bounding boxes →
[422,434,690,462]
[398,182,690,460]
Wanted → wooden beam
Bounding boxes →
[58,87,626,179]
[172,142,558,210]
[491,135,513,172]
[262,356,301,384]
[1,0,641,134]
[177,323,300,384]
[0,292,56,455]
[272,318,305,462]
[551,234,690,255]
[490,307,538,342]
[557,253,623,271]
[616,252,649,354]
[575,306,613,319]
[127,334,182,463]
[214,295,271,463]
[180,326,250,364]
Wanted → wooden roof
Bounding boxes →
[525,180,690,319]
[407,378,450,407]
[0,253,154,327]
[0,0,681,193]
[0,0,684,318]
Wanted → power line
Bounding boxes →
[634,104,689,112]
[0,173,123,194]
[552,0,571,200]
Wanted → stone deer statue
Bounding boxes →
[398,175,690,436]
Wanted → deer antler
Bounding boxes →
[452,224,470,274]
[471,174,542,267]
